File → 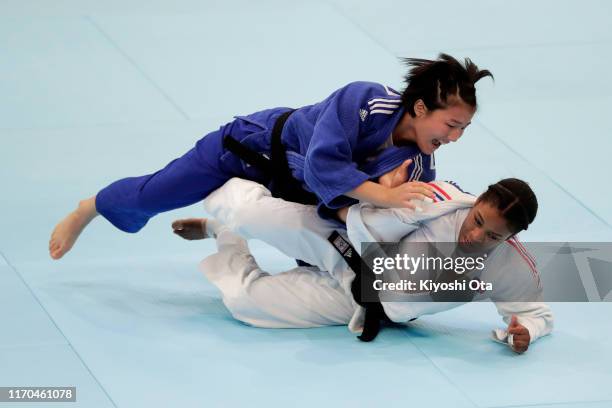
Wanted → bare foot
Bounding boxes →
[172,218,208,240]
[49,196,98,260]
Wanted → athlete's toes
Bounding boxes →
[50,246,62,260]
[173,229,188,240]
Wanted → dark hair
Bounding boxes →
[401,53,493,117]
[477,178,538,233]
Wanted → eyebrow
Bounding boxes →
[450,119,471,126]
[476,210,503,238]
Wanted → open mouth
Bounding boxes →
[432,139,441,149]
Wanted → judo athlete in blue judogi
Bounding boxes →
[49,53,493,260]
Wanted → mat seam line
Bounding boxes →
[84,15,191,121]
[397,329,480,408]
[316,2,611,54]
[0,250,119,408]
[475,121,612,230]
[324,1,611,231]
[323,0,398,58]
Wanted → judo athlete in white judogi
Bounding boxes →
[180,178,552,353]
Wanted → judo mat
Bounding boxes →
[2,0,612,406]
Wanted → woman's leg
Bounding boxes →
[94,145,232,233]
[49,126,239,260]
[201,178,351,284]
[49,196,98,259]
[200,223,356,328]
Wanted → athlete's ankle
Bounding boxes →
[76,196,98,219]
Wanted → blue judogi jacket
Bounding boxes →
[231,81,436,216]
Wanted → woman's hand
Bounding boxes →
[379,159,412,188]
[346,159,435,209]
[508,315,531,354]
[381,181,435,209]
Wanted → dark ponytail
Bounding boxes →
[401,53,493,117]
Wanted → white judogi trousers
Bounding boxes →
[199,178,553,343]
[200,224,358,329]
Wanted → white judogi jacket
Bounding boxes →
[345,181,552,343]
[203,178,553,344]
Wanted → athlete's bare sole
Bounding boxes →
[172,218,208,240]
[49,196,98,260]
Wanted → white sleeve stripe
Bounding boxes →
[415,155,423,180]
[370,103,400,109]
[368,98,401,105]
[410,155,417,180]
[409,154,422,181]
[370,109,396,115]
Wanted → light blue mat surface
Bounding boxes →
[2,1,612,407]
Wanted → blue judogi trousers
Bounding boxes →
[95,118,269,233]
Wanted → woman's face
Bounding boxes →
[458,201,515,254]
[411,100,475,155]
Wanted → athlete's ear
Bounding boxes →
[414,99,428,117]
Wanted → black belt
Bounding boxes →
[223,110,318,205]
[328,231,390,342]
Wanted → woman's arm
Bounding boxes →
[346,179,434,209]
[346,159,434,208]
